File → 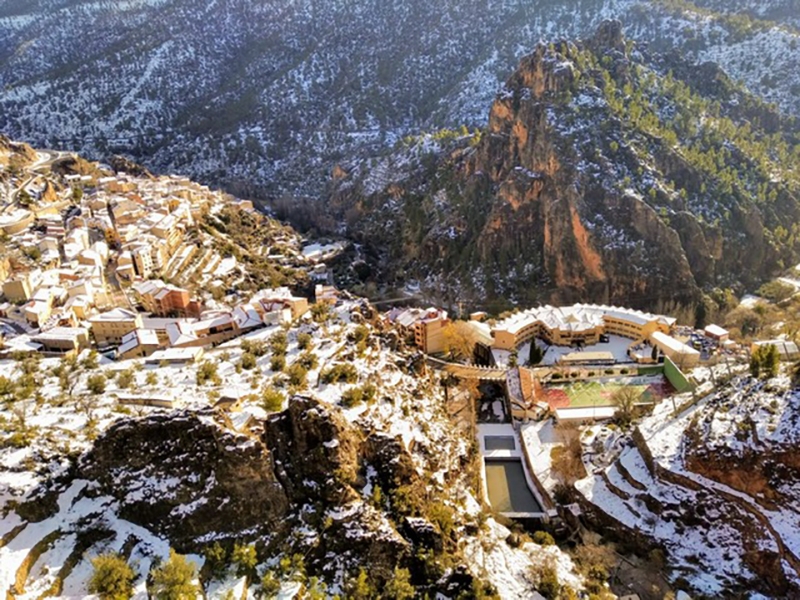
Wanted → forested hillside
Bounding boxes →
[330,22,800,313]
[0,0,797,198]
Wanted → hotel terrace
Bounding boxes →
[491,304,677,351]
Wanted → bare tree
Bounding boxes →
[612,387,640,425]
[442,321,478,362]
[550,423,587,484]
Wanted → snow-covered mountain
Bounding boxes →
[329,22,800,313]
[0,0,797,197]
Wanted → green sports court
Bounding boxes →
[541,376,675,410]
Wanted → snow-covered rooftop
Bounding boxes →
[494,303,675,337]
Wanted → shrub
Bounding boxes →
[196,361,220,386]
[297,332,312,350]
[89,553,135,600]
[311,303,331,323]
[532,531,555,546]
[286,363,308,389]
[428,501,456,539]
[270,354,286,372]
[262,387,285,412]
[278,553,306,582]
[306,576,327,600]
[231,542,257,578]
[361,382,377,404]
[341,387,363,408]
[203,542,228,580]
[344,568,374,600]
[149,549,200,600]
[532,563,560,599]
[758,280,795,303]
[145,372,158,386]
[117,369,134,389]
[384,567,415,600]
[260,571,280,597]
[296,351,318,370]
[322,363,358,384]
[269,331,288,355]
[346,382,378,407]
[241,339,267,357]
[240,352,257,370]
[551,373,563,380]
[351,325,370,343]
[82,351,99,370]
[87,374,107,395]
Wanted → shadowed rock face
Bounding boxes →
[72,398,414,559]
[263,395,362,505]
[76,399,366,546]
[329,21,800,312]
[79,410,290,547]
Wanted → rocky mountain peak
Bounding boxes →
[330,21,799,312]
[587,18,627,54]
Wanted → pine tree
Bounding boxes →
[88,553,135,600]
[384,567,415,600]
[749,353,761,379]
[764,344,780,378]
[528,343,544,366]
[231,542,257,578]
[149,550,200,600]
[345,568,374,600]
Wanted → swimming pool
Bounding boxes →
[484,459,543,513]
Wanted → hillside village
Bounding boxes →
[0,137,342,365]
[1,138,800,599]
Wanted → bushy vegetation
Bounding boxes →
[87,374,107,395]
[297,332,312,350]
[149,550,200,600]
[203,542,228,580]
[750,343,780,379]
[269,331,288,355]
[261,386,285,412]
[311,302,332,323]
[321,363,359,384]
[240,352,257,370]
[196,360,220,386]
[89,553,135,600]
[532,531,556,546]
[286,362,308,389]
[241,338,268,357]
[270,354,286,372]
[204,207,308,291]
[231,542,258,578]
[341,382,377,408]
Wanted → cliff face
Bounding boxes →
[463,33,698,307]
[684,378,800,510]
[67,398,477,593]
[79,411,290,547]
[576,375,800,598]
[330,21,800,312]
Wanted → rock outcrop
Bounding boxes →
[330,22,800,313]
[264,395,362,505]
[79,410,289,547]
